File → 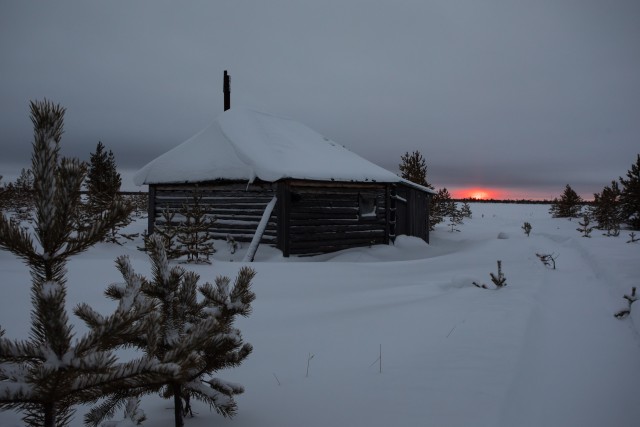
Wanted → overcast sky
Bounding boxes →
[1,0,639,199]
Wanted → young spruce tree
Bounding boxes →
[549,184,583,218]
[83,141,132,242]
[176,187,216,263]
[429,188,456,230]
[591,180,623,235]
[0,100,145,427]
[86,141,122,208]
[619,154,640,230]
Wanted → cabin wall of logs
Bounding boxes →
[147,179,429,257]
[280,180,389,256]
[148,181,278,245]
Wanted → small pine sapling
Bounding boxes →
[448,208,463,232]
[0,100,142,427]
[604,225,620,237]
[226,234,238,254]
[86,235,256,427]
[627,232,639,244]
[176,188,216,264]
[140,209,182,259]
[614,287,637,319]
[522,222,532,236]
[460,202,472,219]
[576,215,594,237]
[473,260,507,290]
[536,252,558,269]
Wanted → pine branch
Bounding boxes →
[473,260,507,290]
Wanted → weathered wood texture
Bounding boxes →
[394,184,429,242]
[149,182,277,244]
[286,181,388,255]
[147,180,429,257]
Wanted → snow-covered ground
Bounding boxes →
[1,203,639,427]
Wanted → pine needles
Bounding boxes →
[473,260,507,290]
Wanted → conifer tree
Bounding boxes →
[619,154,640,230]
[86,141,122,207]
[591,181,622,235]
[176,187,216,263]
[83,141,131,242]
[399,150,434,189]
[429,188,455,230]
[139,208,183,259]
[448,207,463,232]
[549,184,583,218]
[0,168,35,219]
[576,215,594,237]
[87,235,255,427]
[460,202,472,219]
[0,100,139,427]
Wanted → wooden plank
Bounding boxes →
[290,230,386,243]
[210,233,276,243]
[277,181,291,257]
[150,181,279,247]
[148,185,156,234]
[289,179,386,190]
[290,237,386,252]
[290,213,360,221]
[290,224,386,233]
[290,206,359,215]
[290,199,359,208]
[243,195,278,262]
[290,218,363,226]
[384,184,391,244]
[156,181,275,192]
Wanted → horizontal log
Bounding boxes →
[292,189,384,198]
[290,212,360,221]
[288,180,386,190]
[291,199,359,208]
[213,230,277,239]
[154,206,277,216]
[290,230,385,244]
[155,199,274,208]
[155,182,275,192]
[210,233,276,243]
[290,224,385,233]
[156,193,275,203]
[289,218,359,226]
[290,237,386,251]
[155,217,277,227]
[289,211,387,221]
[290,206,359,215]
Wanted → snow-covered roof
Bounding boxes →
[134,108,434,193]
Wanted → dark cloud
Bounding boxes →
[2,0,639,198]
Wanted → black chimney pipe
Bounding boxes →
[223,70,231,111]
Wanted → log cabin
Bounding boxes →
[134,76,433,256]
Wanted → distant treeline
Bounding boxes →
[454,198,593,205]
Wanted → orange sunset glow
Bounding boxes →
[452,187,505,200]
